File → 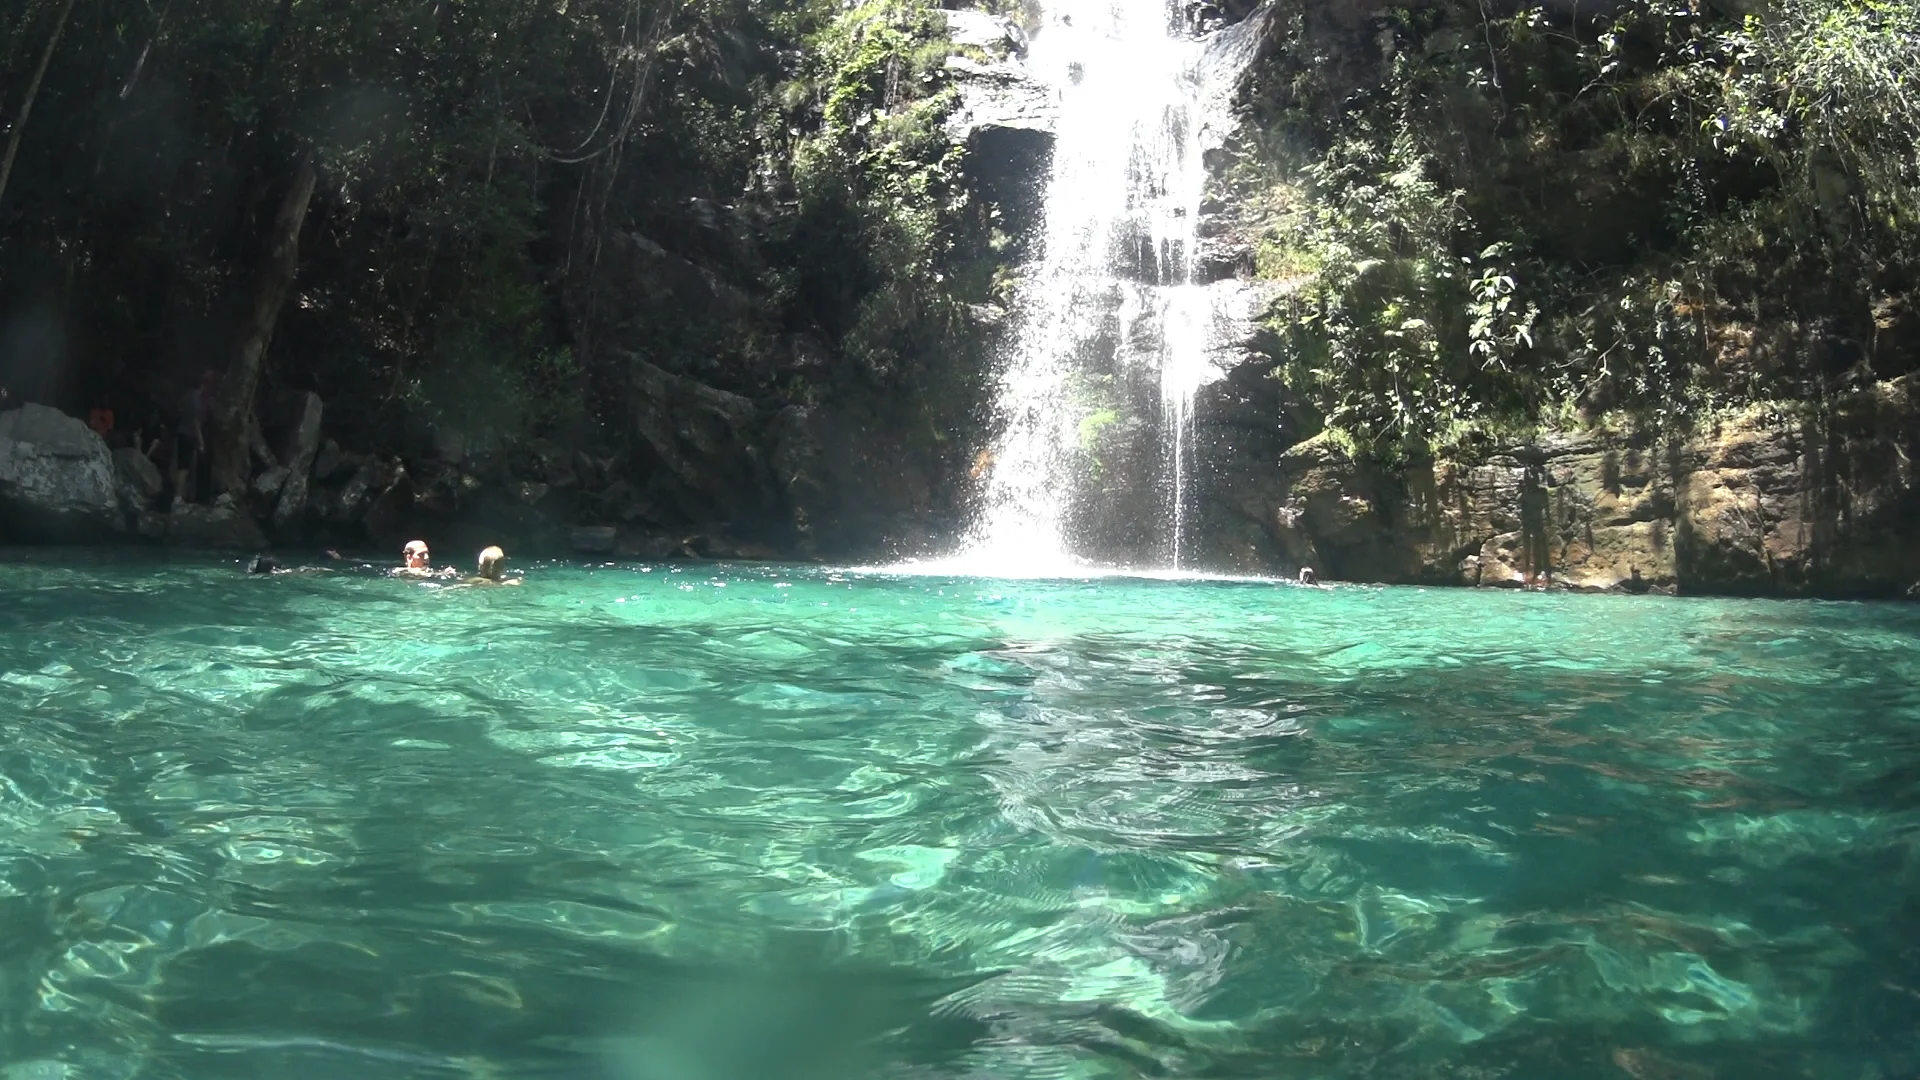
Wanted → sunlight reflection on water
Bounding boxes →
[0,552,1916,1078]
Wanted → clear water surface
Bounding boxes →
[2,550,1917,1079]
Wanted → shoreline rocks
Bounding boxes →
[0,404,123,539]
[1194,377,1920,598]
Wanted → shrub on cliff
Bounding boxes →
[1226,0,1920,461]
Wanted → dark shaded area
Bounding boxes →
[0,0,1029,560]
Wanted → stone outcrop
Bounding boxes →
[1195,377,1920,597]
[113,446,164,512]
[626,353,778,534]
[272,392,324,532]
[941,11,1055,145]
[942,8,1054,242]
[0,404,122,538]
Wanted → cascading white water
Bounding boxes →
[953,0,1267,575]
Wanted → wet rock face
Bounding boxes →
[273,393,325,533]
[1190,376,1920,596]
[625,354,778,537]
[942,11,1052,142]
[0,404,122,539]
[942,9,1055,253]
[770,404,945,560]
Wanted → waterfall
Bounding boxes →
[954,0,1268,575]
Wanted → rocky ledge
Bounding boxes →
[0,368,956,564]
[1201,377,1920,597]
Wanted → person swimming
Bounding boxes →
[469,545,522,585]
[394,539,454,578]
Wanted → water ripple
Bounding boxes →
[1,552,1917,1077]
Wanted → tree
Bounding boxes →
[210,154,316,500]
[0,0,78,208]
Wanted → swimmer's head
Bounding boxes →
[402,540,430,569]
[476,545,506,581]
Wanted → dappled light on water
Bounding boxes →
[1,552,1917,1078]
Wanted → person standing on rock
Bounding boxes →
[171,369,218,504]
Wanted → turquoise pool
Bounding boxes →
[1,552,1915,1078]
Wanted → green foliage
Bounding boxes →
[783,0,980,381]
[1229,0,1920,462]
[0,0,1007,474]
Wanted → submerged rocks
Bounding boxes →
[0,404,122,538]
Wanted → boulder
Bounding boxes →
[594,479,655,523]
[247,416,280,470]
[941,8,1055,228]
[252,465,289,500]
[167,498,269,550]
[113,446,165,511]
[942,28,1055,145]
[362,466,416,543]
[433,427,467,465]
[607,232,755,329]
[312,438,346,483]
[273,393,324,532]
[1192,378,1920,595]
[328,462,385,524]
[0,404,122,538]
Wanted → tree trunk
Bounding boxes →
[210,155,317,500]
[0,0,79,208]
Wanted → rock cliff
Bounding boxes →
[1193,378,1920,596]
